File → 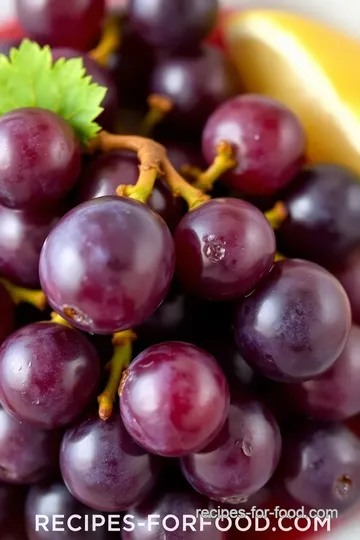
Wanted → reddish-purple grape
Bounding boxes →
[150,45,237,132]
[202,94,306,195]
[277,164,360,266]
[0,322,101,429]
[129,0,218,51]
[234,259,352,382]
[181,395,281,503]
[174,198,276,300]
[39,197,175,334]
[15,0,106,51]
[120,341,230,457]
[77,151,183,230]
[278,422,360,511]
[0,283,15,345]
[52,48,118,131]
[123,487,224,540]
[0,405,59,484]
[25,481,109,540]
[0,108,81,210]
[331,248,360,325]
[286,325,360,421]
[60,411,162,512]
[0,205,60,288]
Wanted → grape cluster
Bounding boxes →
[0,0,359,539]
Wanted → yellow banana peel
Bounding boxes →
[223,10,360,176]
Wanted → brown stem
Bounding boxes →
[140,94,174,137]
[88,131,210,209]
[89,15,121,67]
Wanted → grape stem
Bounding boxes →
[50,311,73,327]
[98,330,137,421]
[183,141,237,192]
[265,202,288,229]
[0,278,47,310]
[88,131,210,209]
[89,15,121,67]
[140,94,174,137]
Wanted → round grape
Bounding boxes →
[0,322,101,429]
[174,198,276,300]
[181,395,281,503]
[277,164,360,266]
[15,0,106,51]
[278,422,360,511]
[60,411,162,512]
[120,341,230,457]
[0,108,81,210]
[202,94,306,195]
[39,197,175,334]
[331,248,360,325]
[234,259,352,382]
[0,405,59,484]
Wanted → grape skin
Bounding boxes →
[39,197,175,334]
[120,341,230,457]
[0,108,81,210]
[331,248,360,325]
[60,411,163,512]
[234,259,352,382]
[0,323,101,429]
[174,198,276,300]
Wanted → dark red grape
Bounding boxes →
[77,151,183,230]
[150,45,237,132]
[129,0,218,51]
[51,48,118,131]
[277,164,360,266]
[278,422,360,511]
[0,322,101,429]
[25,480,109,539]
[202,94,306,195]
[0,405,59,484]
[120,341,230,457]
[0,205,60,288]
[234,259,352,382]
[15,0,106,51]
[39,197,175,334]
[0,283,15,345]
[174,198,276,300]
[123,487,224,540]
[332,248,360,325]
[181,395,281,503]
[285,325,360,421]
[60,411,162,512]
[0,108,81,211]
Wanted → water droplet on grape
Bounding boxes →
[202,234,226,262]
[334,474,352,499]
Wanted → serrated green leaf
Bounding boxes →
[0,39,107,144]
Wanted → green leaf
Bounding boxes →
[0,39,107,144]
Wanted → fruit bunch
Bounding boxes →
[0,1,359,539]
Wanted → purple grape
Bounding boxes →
[0,283,15,345]
[77,151,183,231]
[0,405,59,484]
[129,0,218,51]
[15,0,106,51]
[202,94,306,195]
[174,198,276,300]
[181,395,281,503]
[331,248,360,325]
[150,45,237,132]
[60,411,162,512]
[0,205,60,288]
[0,322,101,429]
[234,259,352,382]
[0,108,81,210]
[25,481,109,539]
[39,197,175,334]
[120,341,230,457]
[277,164,360,266]
[51,48,118,131]
[285,325,360,421]
[278,422,360,511]
[123,487,224,540]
